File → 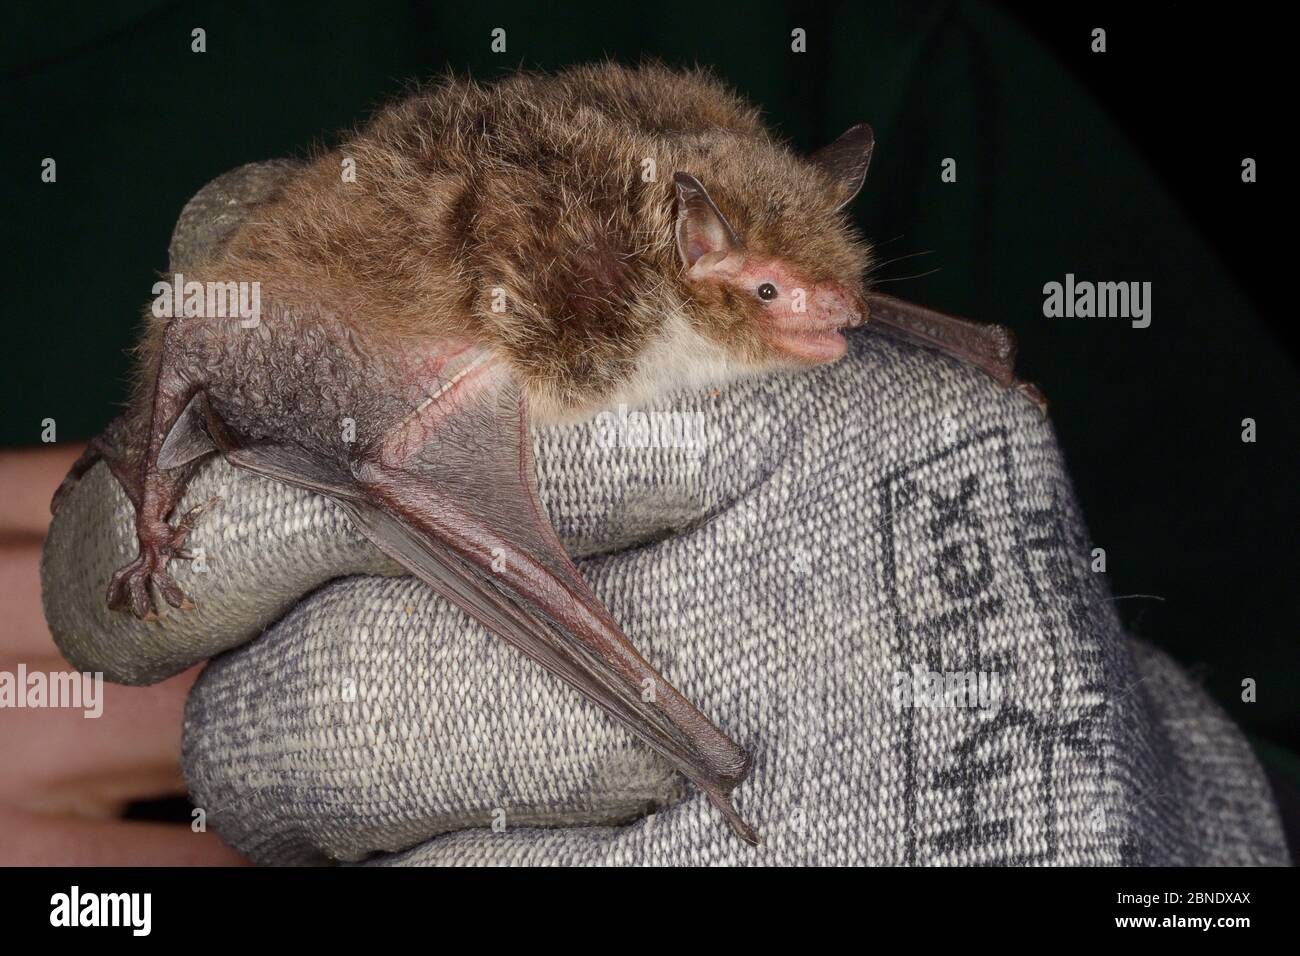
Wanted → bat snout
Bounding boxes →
[845,291,868,328]
[761,285,869,362]
[827,287,868,329]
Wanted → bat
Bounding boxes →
[51,63,1040,845]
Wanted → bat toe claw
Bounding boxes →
[155,571,192,610]
[173,496,221,542]
[105,554,163,619]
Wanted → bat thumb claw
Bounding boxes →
[707,790,760,846]
[1014,382,1049,417]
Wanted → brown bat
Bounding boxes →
[52,63,1038,845]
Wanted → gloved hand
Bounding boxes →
[41,166,1290,866]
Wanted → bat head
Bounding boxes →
[671,123,875,368]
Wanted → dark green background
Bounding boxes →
[3,3,1295,783]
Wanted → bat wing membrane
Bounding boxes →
[176,348,757,843]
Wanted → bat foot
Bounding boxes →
[106,550,194,619]
[105,500,216,619]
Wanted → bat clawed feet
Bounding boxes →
[105,499,217,618]
[106,549,187,619]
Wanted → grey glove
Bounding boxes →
[42,165,1290,866]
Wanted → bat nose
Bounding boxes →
[848,300,867,327]
[838,290,868,328]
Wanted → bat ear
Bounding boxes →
[673,172,742,273]
[811,122,875,210]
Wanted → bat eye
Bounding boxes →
[757,282,778,301]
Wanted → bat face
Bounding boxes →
[672,170,868,371]
[685,249,867,364]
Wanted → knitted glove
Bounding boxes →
[41,165,1290,866]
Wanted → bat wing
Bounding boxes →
[174,349,757,843]
[864,292,1047,410]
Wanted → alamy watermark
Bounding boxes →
[151,272,261,327]
[891,668,1003,713]
[592,403,707,455]
[0,665,103,718]
[50,886,150,936]
[1043,273,1151,328]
